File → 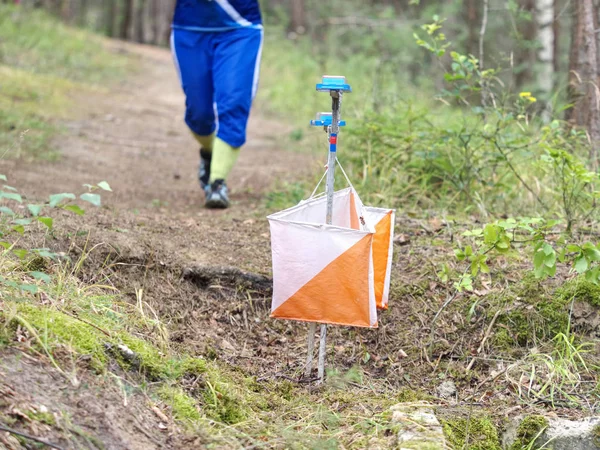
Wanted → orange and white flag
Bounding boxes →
[268,188,384,328]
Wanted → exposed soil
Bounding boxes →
[1,40,598,449]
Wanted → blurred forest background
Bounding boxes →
[4,0,600,219]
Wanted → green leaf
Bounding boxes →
[63,204,85,216]
[37,217,53,229]
[29,271,51,283]
[12,248,27,259]
[544,251,556,268]
[0,175,7,181]
[574,256,589,274]
[49,193,76,207]
[496,236,511,253]
[480,260,490,274]
[534,249,545,271]
[97,181,112,191]
[33,249,58,259]
[583,247,600,262]
[27,204,43,217]
[12,218,32,226]
[483,224,498,245]
[2,185,17,192]
[19,284,38,294]
[12,225,24,235]
[542,243,554,255]
[0,206,15,216]
[454,248,466,261]
[471,259,479,277]
[566,244,581,253]
[0,241,11,250]
[0,192,23,203]
[80,193,101,207]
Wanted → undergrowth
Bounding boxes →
[0,4,129,159]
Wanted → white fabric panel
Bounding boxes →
[268,219,370,312]
[270,188,372,232]
[365,207,396,308]
[383,210,395,307]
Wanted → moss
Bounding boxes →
[395,387,429,403]
[556,278,600,307]
[489,273,574,349]
[510,415,548,450]
[14,304,107,371]
[26,409,56,426]
[158,386,202,423]
[201,363,255,424]
[442,417,501,450]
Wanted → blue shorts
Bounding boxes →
[170,27,263,148]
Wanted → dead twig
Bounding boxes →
[466,309,503,371]
[0,423,65,450]
[60,310,112,337]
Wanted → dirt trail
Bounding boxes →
[1,40,316,272]
[0,41,322,449]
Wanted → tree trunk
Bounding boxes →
[150,0,160,44]
[135,0,146,43]
[105,0,117,37]
[552,0,560,78]
[536,0,554,93]
[515,0,537,88]
[567,0,600,165]
[162,0,176,45]
[288,0,306,34]
[464,0,479,57]
[121,0,134,40]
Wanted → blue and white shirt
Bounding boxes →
[172,0,262,32]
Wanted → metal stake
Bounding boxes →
[318,93,341,383]
[306,76,351,383]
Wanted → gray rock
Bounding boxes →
[436,380,457,399]
[391,402,447,449]
[503,415,600,450]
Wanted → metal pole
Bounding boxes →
[318,93,341,383]
[305,322,316,377]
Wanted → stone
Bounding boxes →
[503,415,600,450]
[436,380,457,399]
[391,402,447,449]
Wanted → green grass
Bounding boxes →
[0,252,410,448]
[0,4,129,159]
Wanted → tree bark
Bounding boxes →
[567,0,600,165]
[135,0,146,43]
[288,0,306,34]
[105,0,117,37]
[464,0,479,57]
[120,0,134,40]
[536,0,554,93]
[515,0,536,88]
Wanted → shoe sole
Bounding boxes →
[205,198,229,209]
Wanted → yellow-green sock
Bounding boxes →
[210,137,240,182]
[192,131,215,151]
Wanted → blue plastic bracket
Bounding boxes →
[316,75,352,93]
[310,112,346,127]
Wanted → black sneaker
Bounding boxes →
[198,148,212,190]
[205,179,230,209]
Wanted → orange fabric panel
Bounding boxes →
[271,234,373,327]
[349,192,360,230]
[373,211,392,309]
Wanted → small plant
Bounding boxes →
[0,175,111,292]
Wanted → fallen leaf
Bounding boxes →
[394,234,410,245]
[152,406,169,423]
